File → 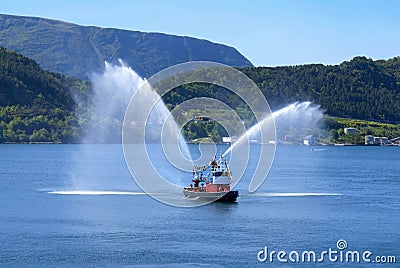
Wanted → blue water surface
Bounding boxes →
[0,144,398,267]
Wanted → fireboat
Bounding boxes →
[183,155,239,202]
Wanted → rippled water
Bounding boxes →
[0,144,398,266]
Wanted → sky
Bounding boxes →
[1,0,399,67]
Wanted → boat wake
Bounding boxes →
[45,190,342,198]
[184,196,200,200]
[47,190,147,195]
[311,148,327,152]
[246,192,343,197]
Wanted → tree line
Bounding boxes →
[1,46,400,143]
[0,47,88,143]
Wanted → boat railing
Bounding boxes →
[185,186,207,192]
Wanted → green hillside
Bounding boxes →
[0,47,88,143]
[242,56,400,123]
[1,46,400,144]
[163,56,400,123]
[163,56,400,143]
[0,14,253,79]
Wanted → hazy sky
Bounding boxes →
[1,0,399,66]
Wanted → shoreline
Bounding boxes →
[1,142,399,147]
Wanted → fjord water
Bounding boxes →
[0,144,399,267]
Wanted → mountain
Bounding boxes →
[240,56,400,123]
[0,14,253,79]
[0,46,86,143]
[0,47,73,109]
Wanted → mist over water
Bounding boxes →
[69,61,143,189]
[273,101,324,134]
[223,101,324,156]
[70,61,191,190]
[78,60,144,143]
[70,59,324,191]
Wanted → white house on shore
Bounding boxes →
[391,137,400,144]
[344,127,357,134]
[222,136,238,143]
[222,137,232,143]
[365,135,390,145]
[365,135,375,145]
